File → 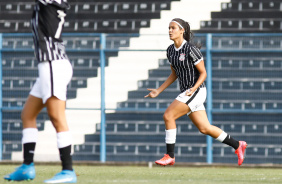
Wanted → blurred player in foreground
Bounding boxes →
[145,18,247,166]
[4,0,76,183]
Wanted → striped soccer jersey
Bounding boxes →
[167,40,205,93]
[31,0,70,62]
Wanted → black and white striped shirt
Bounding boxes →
[167,40,205,93]
[31,0,70,62]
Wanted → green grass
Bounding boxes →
[1,164,282,184]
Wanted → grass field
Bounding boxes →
[1,164,282,184]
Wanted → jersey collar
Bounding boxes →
[174,40,187,51]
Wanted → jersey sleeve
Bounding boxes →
[166,45,173,64]
[189,45,203,65]
[166,48,170,63]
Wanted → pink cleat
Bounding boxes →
[235,141,247,166]
[155,154,175,166]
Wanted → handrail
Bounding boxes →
[1,33,282,163]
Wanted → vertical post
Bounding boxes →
[0,34,2,161]
[99,33,106,162]
[206,34,213,164]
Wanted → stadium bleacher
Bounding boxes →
[0,0,175,33]
[198,0,282,33]
[1,0,282,164]
[0,0,180,160]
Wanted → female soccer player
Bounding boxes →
[145,18,247,166]
[4,0,76,183]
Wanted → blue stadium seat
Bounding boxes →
[158,59,170,67]
[117,102,136,108]
[216,123,242,133]
[262,2,281,10]
[18,3,33,12]
[262,39,281,49]
[106,37,130,49]
[221,2,239,11]
[63,21,76,32]
[155,2,171,11]
[77,21,95,32]
[221,20,239,29]
[268,147,282,156]
[116,145,136,153]
[3,142,22,152]
[137,123,158,132]
[243,20,261,30]
[2,39,16,49]
[1,3,18,12]
[76,3,96,13]
[69,78,87,88]
[242,81,261,90]
[248,147,265,156]
[105,122,116,132]
[97,3,115,13]
[74,144,95,153]
[178,123,199,133]
[200,20,218,30]
[242,39,260,49]
[266,102,282,110]
[180,145,203,155]
[138,145,158,154]
[266,124,282,134]
[13,59,35,68]
[263,20,281,30]
[134,20,150,29]
[18,21,32,32]
[241,2,260,11]
[0,21,16,32]
[244,124,265,134]
[117,3,136,13]
[116,123,136,132]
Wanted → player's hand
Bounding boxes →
[144,88,160,98]
[186,88,194,96]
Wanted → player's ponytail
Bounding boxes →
[171,18,201,49]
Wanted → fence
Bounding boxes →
[0,33,282,164]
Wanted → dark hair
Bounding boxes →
[171,18,201,49]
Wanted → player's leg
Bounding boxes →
[43,59,76,183]
[4,95,44,181]
[189,110,247,166]
[155,99,190,166]
[43,96,76,183]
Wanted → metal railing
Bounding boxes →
[1,33,282,163]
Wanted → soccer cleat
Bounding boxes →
[4,163,35,181]
[235,141,248,166]
[155,154,175,166]
[44,170,77,183]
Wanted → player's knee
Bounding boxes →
[198,127,210,135]
[48,112,59,124]
[163,113,175,122]
[21,111,33,123]
[21,111,26,122]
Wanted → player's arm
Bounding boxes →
[145,65,177,98]
[186,60,207,96]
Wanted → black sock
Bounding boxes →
[59,145,73,171]
[166,144,175,158]
[23,143,36,165]
[222,134,240,150]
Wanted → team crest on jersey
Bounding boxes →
[179,53,185,61]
